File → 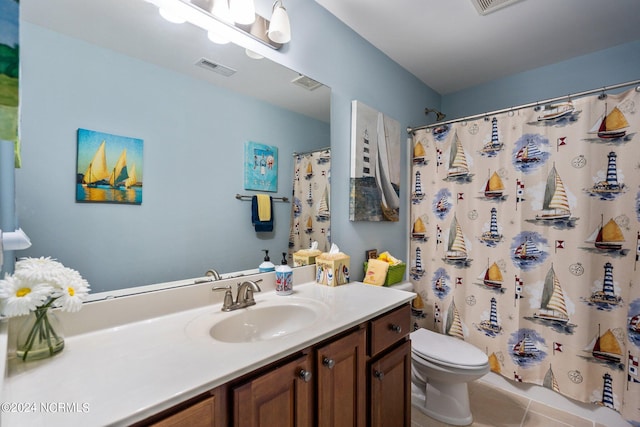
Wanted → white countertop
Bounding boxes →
[2,281,414,426]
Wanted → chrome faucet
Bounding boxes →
[236,280,262,307]
[211,280,262,312]
[205,268,222,280]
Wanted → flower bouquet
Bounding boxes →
[0,257,90,361]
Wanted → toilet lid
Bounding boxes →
[410,328,488,367]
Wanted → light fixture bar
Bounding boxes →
[147,0,284,50]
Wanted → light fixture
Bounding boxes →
[150,0,289,50]
[229,0,256,25]
[268,0,291,44]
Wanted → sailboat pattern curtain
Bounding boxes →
[288,149,331,257]
[409,87,640,423]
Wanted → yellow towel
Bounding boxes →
[363,259,389,286]
[257,194,271,221]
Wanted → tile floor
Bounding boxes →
[411,380,610,427]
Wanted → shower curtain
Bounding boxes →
[288,149,331,258]
[409,86,640,423]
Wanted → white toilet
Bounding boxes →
[410,328,490,426]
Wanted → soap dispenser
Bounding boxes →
[259,249,275,273]
[275,252,293,295]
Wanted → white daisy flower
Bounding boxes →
[52,269,91,312]
[14,257,65,282]
[0,275,54,317]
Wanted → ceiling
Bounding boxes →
[315,0,640,94]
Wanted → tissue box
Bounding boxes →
[363,262,406,286]
[293,249,322,267]
[315,253,351,286]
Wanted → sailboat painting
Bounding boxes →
[349,101,401,222]
[444,299,465,339]
[510,231,548,271]
[432,189,452,220]
[535,101,577,123]
[512,134,549,173]
[509,329,546,367]
[76,128,143,204]
[481,170,507,201]
[584,216,628,256]
[444,215,472,267]
[583,325,624,368]
[411,215,429,242]
[627,300,640,347]
[445,132,473,182]
[532,164,576,226]
[528,265,576,334]
[477,260,506,294]
[587,103,631,141]
[431,268,451,298]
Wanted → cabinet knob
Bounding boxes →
[373,370,384,381]
[298,369,312,382]
[389,324,402,333]
[322,357,335,369]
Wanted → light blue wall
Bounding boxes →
[258,0,441,281]
[442,40,640,120]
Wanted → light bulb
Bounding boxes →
[268,4,290,44]
[229,0,255,25]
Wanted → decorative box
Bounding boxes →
[293,249,322,267]
[315,253,351,286]
[363,262,406,286]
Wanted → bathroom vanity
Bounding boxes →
[1,267,414,426]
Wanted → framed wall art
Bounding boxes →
[244,141,278,192]
[76,128,143,205]
[349,100,401,222]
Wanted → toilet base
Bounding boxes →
[411,381,473,426]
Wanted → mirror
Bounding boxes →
[16,0,331,295]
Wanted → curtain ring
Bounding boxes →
[635,85,640,92]
[598,88,607,100]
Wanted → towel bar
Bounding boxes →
[235,193,289,202]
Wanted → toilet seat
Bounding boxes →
[411,328,488,369]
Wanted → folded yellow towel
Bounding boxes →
[257,194,271,221]
[363,259,389,286]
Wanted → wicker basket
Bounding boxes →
[363,262,406,286]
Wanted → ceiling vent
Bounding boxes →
[291,74,323,91]
[470,0,524,15]
[195,58,236,77]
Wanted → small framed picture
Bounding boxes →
[366,249,378,260]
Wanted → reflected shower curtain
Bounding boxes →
[288,149,331,257]
[409,87,640,423]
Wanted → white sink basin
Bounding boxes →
[185,297,328,343]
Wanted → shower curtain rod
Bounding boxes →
[292,146,331,156]
[407,78,640,134]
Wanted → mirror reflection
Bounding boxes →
[16,0,331,294]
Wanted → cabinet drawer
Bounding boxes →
[369,304,410,357]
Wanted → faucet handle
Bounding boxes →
[212,285,234,311]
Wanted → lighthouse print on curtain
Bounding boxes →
[409,86,640,424]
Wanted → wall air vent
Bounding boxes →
[291,74,323,91]
[195,58,237,77]
[470,0,524,15]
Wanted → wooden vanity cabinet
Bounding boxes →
[137,303,411,427]
[232,353,313,427]
[367,303,412,427]
[138,385,227,427]
[315,327,367,427]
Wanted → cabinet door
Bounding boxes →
[149,387,227,427]
[233,354,313,427]
[369,340,411,427]
[316,327,366,427]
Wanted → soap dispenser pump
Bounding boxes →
[275,252,293,295]
[259,249,275,273]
